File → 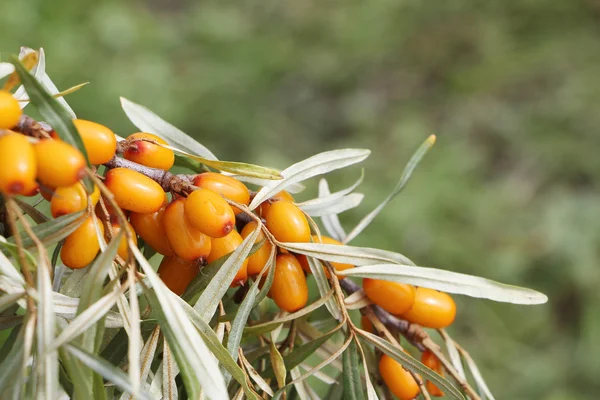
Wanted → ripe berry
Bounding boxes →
[207,230,248,287]
[158,256,200,295]
[20,179,39,197]
[184,187,235,238]
[130,203,174,256]
[61,216,104,269]
[297,235,353,275]
[34,139,86,188]
[269,254,308,312]
[0,133,37,195]
[363,279,416,315]
[123,132,174,170]
[421,350,444,397]
[192,172,250,214]
[240,221,272,276]
[108,220,137,260]
[400,288,456,329]
[72,119,117,165]
[265,201,310,243]
[0,90,22,129]
[95,196,129,222]
[104,168,165,214]
[379,354,420,400]
[258,190,294,218]
[51,183,100,218]
[162,198,212,261]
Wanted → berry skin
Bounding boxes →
[269,254,308,312]
[0,90,22,129]
[72,119,117,165]
[162,198,212,261]
[421,350,444,397]
[123,132,174,170]
[34,139,86,188]
[51,183,100,218]
[20,179,39,197]
[61,216,104,269]
[258,190,294,218]
[184,187,235,238]
[379,354,420,400]
[240,221,273,275]
[298,235,353,275]
[265,201,310,243]
[104,168,165,214]
[400,288,456,329]
[95,196,129,222]
[0,133,37,195]
[360,315,374,333]
[207,230,249,287]
[363,279,416,315]
[158,256,200,295]
[130,203,174,256]
[108,221,137,260]
[192,172,250,214]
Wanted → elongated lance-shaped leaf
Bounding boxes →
[233,175,306,194]
[306,257,341,320]
[36,253,58,399]
[339,264,548,305]
[249,149,371,210]
[439,330,467,381]
[240,354,274,396]
[0,322,25,393]
[302,193,364,217]
[120,326,161,400]
[0,243,24,283]
[270,342,286,389]
[11,56,93,191]
[120,97,218,160]
[163,341,179,400]
[194,228,259,321]
[13,47,44,105]
[133,246,228,400]
[8,211,86,251]
[342,338,366,400]
[127,268,141,398]
[357,330,464,400]
[289,367,311,400]
[296,169,364,213]
[344,135,436,243]
[462,346,496,400]
[63,344,153,400]
[0,291,25,314]
[356,341,379,400]
[244,289,334,336]
[319,179,347,241]
[279,242,415,267]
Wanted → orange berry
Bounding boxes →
[400,288,456,329]
[162,198,212,261]
[34,139,86,188]
[104,168,165,214]
[61,216,104,269]
[379,354,420,400]
[363,279,416,315]
[108,220,137,260]
[130,204,174,256]
[95,196,129,222]
[0,133,37,195]
[207,230,248,287]
[72,119,117,165]
[0,90,22,129]
[421,350,444,397]
[51,183,100,218]
[240,221,272,275]
[269,254,308,312]
[258,190,294,218]
[20,179,39,197]
[192,172,250,214]
[123,132,174,170]
[158,256,200,295]
[40,184,56,202]
[298,235,353,275]
[184,187,235,238]
[265,201,310,243]
[361,315,374,333]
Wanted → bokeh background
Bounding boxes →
[3,0,600,398]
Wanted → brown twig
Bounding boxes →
[15,114,52,139]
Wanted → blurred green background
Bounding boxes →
[3,0,600,398]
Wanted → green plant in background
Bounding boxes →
[0,48,547,399]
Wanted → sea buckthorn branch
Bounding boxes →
[15,114,52,139]
[339,277,481,400]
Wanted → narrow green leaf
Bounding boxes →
[162,341,179,400]
[14,198,48,224]
[270,342,286,389]
[318,178,347,241]
[357,330,464,400]
[11,57,93,191]
[0,292,24,314]
[344,135,436,243]
[306,257,341,320]
[8,211,86,251]
[0,326,25,393]
[249,149,371,210]
[343,338,366,400]
[462,346,496,400]
[339,264,548,305]
[63,344,153,400]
